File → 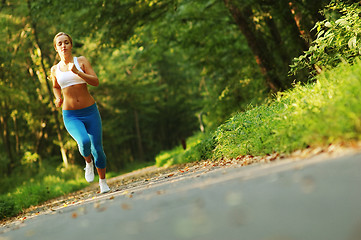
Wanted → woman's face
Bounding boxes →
[55,35,72,55]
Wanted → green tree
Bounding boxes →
[0,0,338,176]
[291,2,361,76]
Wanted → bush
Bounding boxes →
[156,59,361,166]
[0,195,16,219]
[155,132,213,166]
[0,164,88,221]
[290,2,361,76]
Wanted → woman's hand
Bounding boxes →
[68,62,79,75]
[55,98,63,108]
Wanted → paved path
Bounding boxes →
[1,151,361,240]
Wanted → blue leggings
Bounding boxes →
[62,103,106,169]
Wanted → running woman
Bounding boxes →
[50,32,110,193]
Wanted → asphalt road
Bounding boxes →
[1,151,361,240]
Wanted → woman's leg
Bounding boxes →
[83,105,110,193]
[84,155,92,163]
[84,106,107,176]
[63,113,94,182]
[63,116,92,159]
[97,168,106,179]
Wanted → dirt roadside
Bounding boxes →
[1,142,360,228]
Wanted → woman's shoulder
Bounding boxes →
[50,64,58,74]
[76,56,88,62]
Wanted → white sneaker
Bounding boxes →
[99,179,110,193]
[84,161,94,183]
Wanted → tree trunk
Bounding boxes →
[12,113,20,154]
[0,103,15,175]
[264,16,290,67]
[26,64,47,156]
[288,1,313,44]
[278,0,309,50]
[35,119,46,156]
[133,109,145,161]
[27,0,68,167]
[223,1,282,91]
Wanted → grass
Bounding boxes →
[155,132,209,167]
[0,164,88,220]
[156,59,361,166]
[0,161,152,220]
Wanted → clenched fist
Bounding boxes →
[55,98,63,108]
[68,62,80,75]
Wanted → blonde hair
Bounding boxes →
[53,32,73,49]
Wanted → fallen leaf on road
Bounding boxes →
[94,203,107,212]
[121,203,132,210]
[157,190,165,195]
[122,190,129,195]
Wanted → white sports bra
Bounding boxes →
[56,57,86,89]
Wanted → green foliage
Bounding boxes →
[157,59,361,165]
[291,2,361,76]
[0,0,343,215]
[156,131,213,166]
[0,163,87,220]
[158,0,267,127]
[0,195,15,219]
[1,0,330,175]
[0,158,155,220]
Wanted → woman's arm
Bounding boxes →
[69,56,99,86]
[51,66,63,107]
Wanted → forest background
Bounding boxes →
[1,0,359,215]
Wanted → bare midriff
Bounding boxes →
[62,83,95,110]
